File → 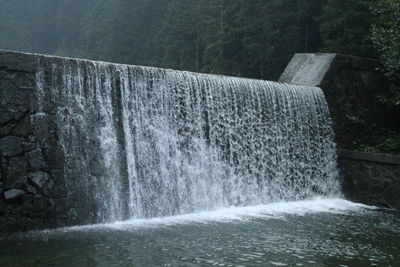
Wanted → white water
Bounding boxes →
[91,198,373,229]
[34,57,341,224]
[33,198,373,234]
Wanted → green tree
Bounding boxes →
[0,0,382,80]
[150,0,325,80]
[319,0,375,57]
[371,0,400,78]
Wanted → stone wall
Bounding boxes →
[338,149,400,209]
[0,51,68,234]
[0,50,346,234]
[2,50,398,234]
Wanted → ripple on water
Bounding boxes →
[0,200,399,266]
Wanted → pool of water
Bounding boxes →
[1,198,399,266]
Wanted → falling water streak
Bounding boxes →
[34,67,45,115]
[34,58,341,224]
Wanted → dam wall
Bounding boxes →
[280,53,400,150]
[280,53,400,209]
[2,51,399,235]
[0,50,339,234]
[0,52,68,233]
[338,149,400,209]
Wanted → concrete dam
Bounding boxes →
[0,50,341,232]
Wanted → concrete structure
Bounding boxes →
[0,50,337,233]
[339,149,400,209]
[1,50,399,234]
[280,53,400,150]
[279,53,336,86]
[0,51,69,234]
[281,53,400,209]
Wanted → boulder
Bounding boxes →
[28,171,54,195]
[0,124,15,137]
[5,157,28,188]
[22,141,36,152]
[2,79,32,107]
[26,184,39,195]
[4,189,25,200]
[28,171,50,188]
[0,136,22,157]
[27,149,47,169]
[11,116,32,137]
[0,108,13,124]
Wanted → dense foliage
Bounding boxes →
[319,0,375,56]
[0,0,399,153]
[0,0,369,80]
[1,0,390,80]
[368,0,400,154]
[371,0,400,78]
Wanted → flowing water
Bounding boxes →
[34,58,339,223]
[1,199,399,266]
[3,56,397,266]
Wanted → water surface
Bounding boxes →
[1,199,399,266]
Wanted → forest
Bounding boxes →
[0,0,399,152]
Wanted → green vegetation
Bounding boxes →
[0,0,385,80]
[0,0,399,153]
[369,0,400,154]
[0,0,327,80]
[319,0,375,57]
[371,0,400,78]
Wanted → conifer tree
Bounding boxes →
[319,0,375,57]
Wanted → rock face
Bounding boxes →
[281,53,400,209]
[0,50,68,234]
[5,156,28,188]
[339,150,400,209]
[27,149,47,169]
[4,189,25,200]
[0,136,23,157]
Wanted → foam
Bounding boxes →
[36,198,374,234]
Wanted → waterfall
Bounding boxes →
[35,58,340,223]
